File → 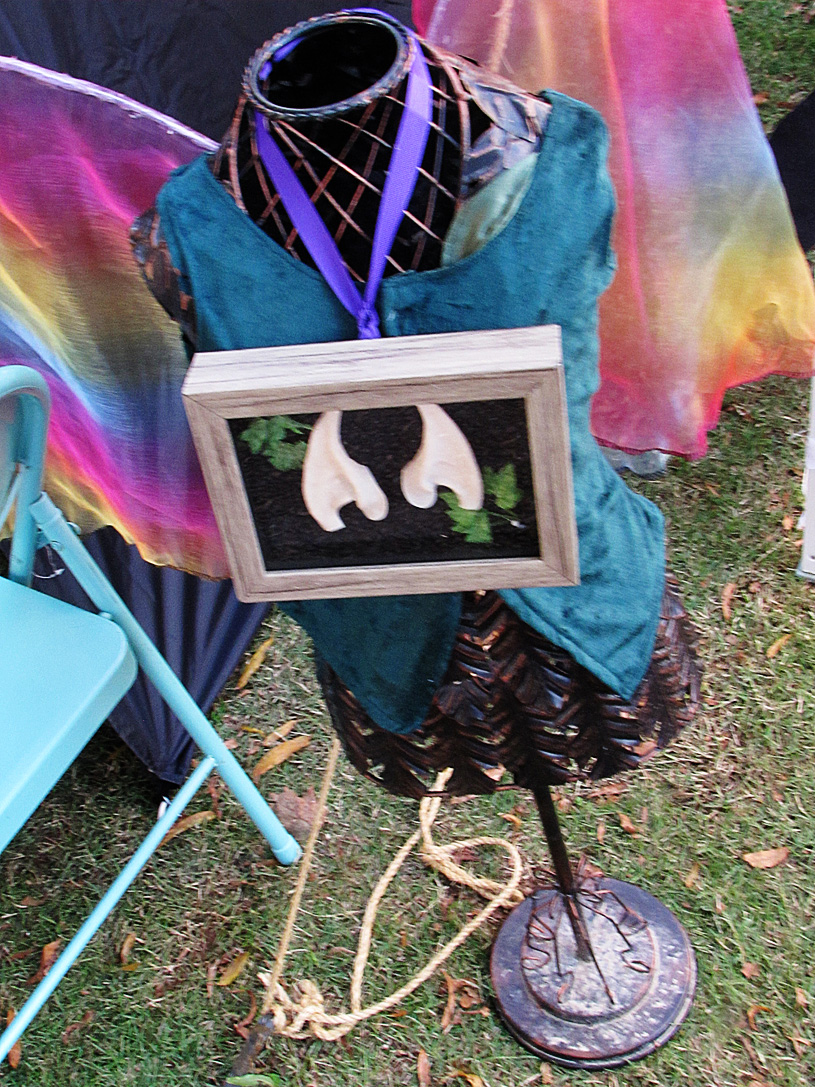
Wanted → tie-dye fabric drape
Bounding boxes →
[0,59,227,575]
[415,0,815,457]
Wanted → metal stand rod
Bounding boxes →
[531,784,593,961]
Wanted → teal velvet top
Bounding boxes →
[156,90,665,733]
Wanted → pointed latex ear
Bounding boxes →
[301,410,388,532]
[400,404,484,510]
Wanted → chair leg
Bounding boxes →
[0,756,216,1063]
[31,493,302,866]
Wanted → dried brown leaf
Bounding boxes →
[119,932,137,965]
[587,780,628,801]
[753,92,769,105]
[722,581,737,621]
[160,809,216,846]
[235,635,275,690]
[684,862,701,889]
[742,962,761,980]
[596,820,606,845]
[417,1048,431,1087]
[206,961,218,999]
[789,1033,812,1057]
[743,846,789,869]
[61,1010,94,1044]
[499,812,522,829]
[28,939,62,985]
[441,974,458,1033]
[273,786,320,842]
[795,987,809,1007]
[747,1004,771,1031]
[618,812,640,836]
[767,633,792,659]
[252,736,310,782]
[451,1073,485,1087]
[18,896,46,907]
[5,1009,21,1069]
[234,991,258,1035]
[217,951,249,987]
[263,719,297,746]
[540,1066,554,1085]
[782,513,795,531]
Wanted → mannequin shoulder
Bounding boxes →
[427,44,550,197]
[130,207,198,347]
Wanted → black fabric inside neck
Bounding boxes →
[261,22,400,112]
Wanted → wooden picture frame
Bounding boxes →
[182,326,578,602]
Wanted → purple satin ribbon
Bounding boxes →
[253,25,433,340]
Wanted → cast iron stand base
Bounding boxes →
[490,787,696,1069]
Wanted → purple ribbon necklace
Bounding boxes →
[252,30,433,339]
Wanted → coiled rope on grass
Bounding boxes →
[257,739,524,1042]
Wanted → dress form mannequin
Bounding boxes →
[133,9,701,1067]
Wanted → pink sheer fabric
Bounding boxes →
[415,0,815,457]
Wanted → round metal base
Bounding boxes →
[490,877,696,1069]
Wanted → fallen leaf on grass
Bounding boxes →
[160,809,216,846]
[119,933,138,965]
[273,787,320,842]
[596,820,606,844]
[722,582,737,621]
[252,736,310,782]
[217,952,250,987]
[539,1066,554,1085]
[618,813,640,836]
[226,1076,282,1087]
[206,962,218,999]
[4,1009,21,1069]
[18,896,46,908]
[684,863,701,889]
[752,92,769,105]
[236,636,275,690]
[28,939,62,984]
[417,1048,431,1087]
[61,1010,94,1044]
[233,992,258,1039]
[790,1034,812,1057]
[747,1004,771,1031]
[795,987,809,1007]
[441,974,483,1033]
[767,634,792,659]
[451,1072,486,1087]
[743,847,789,869]
[742,962,761,980]
[587,780,628,801]
[263,719,296,746]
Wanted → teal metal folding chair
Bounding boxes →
[0,365,301,1062]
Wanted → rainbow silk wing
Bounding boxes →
[0,59,228,577]
[415,0,815,457]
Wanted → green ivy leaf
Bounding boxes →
[226,1076,282,1087]
[239,416,309,471]
[440,491,493,543]
[483,463,521,511]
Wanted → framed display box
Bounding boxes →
[182,325,578,601]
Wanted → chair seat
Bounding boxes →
[0,577,137,853]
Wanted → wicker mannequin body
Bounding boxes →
[134,12,702,1064]
[133,11,701,801]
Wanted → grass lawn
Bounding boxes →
[2,3,814,1085]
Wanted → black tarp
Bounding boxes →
[0,1,412,784]
[770,90,815,254]
[0,1,413,139]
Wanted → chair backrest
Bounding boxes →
[0,365,50,585]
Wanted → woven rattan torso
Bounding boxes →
[131,13,702,801]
